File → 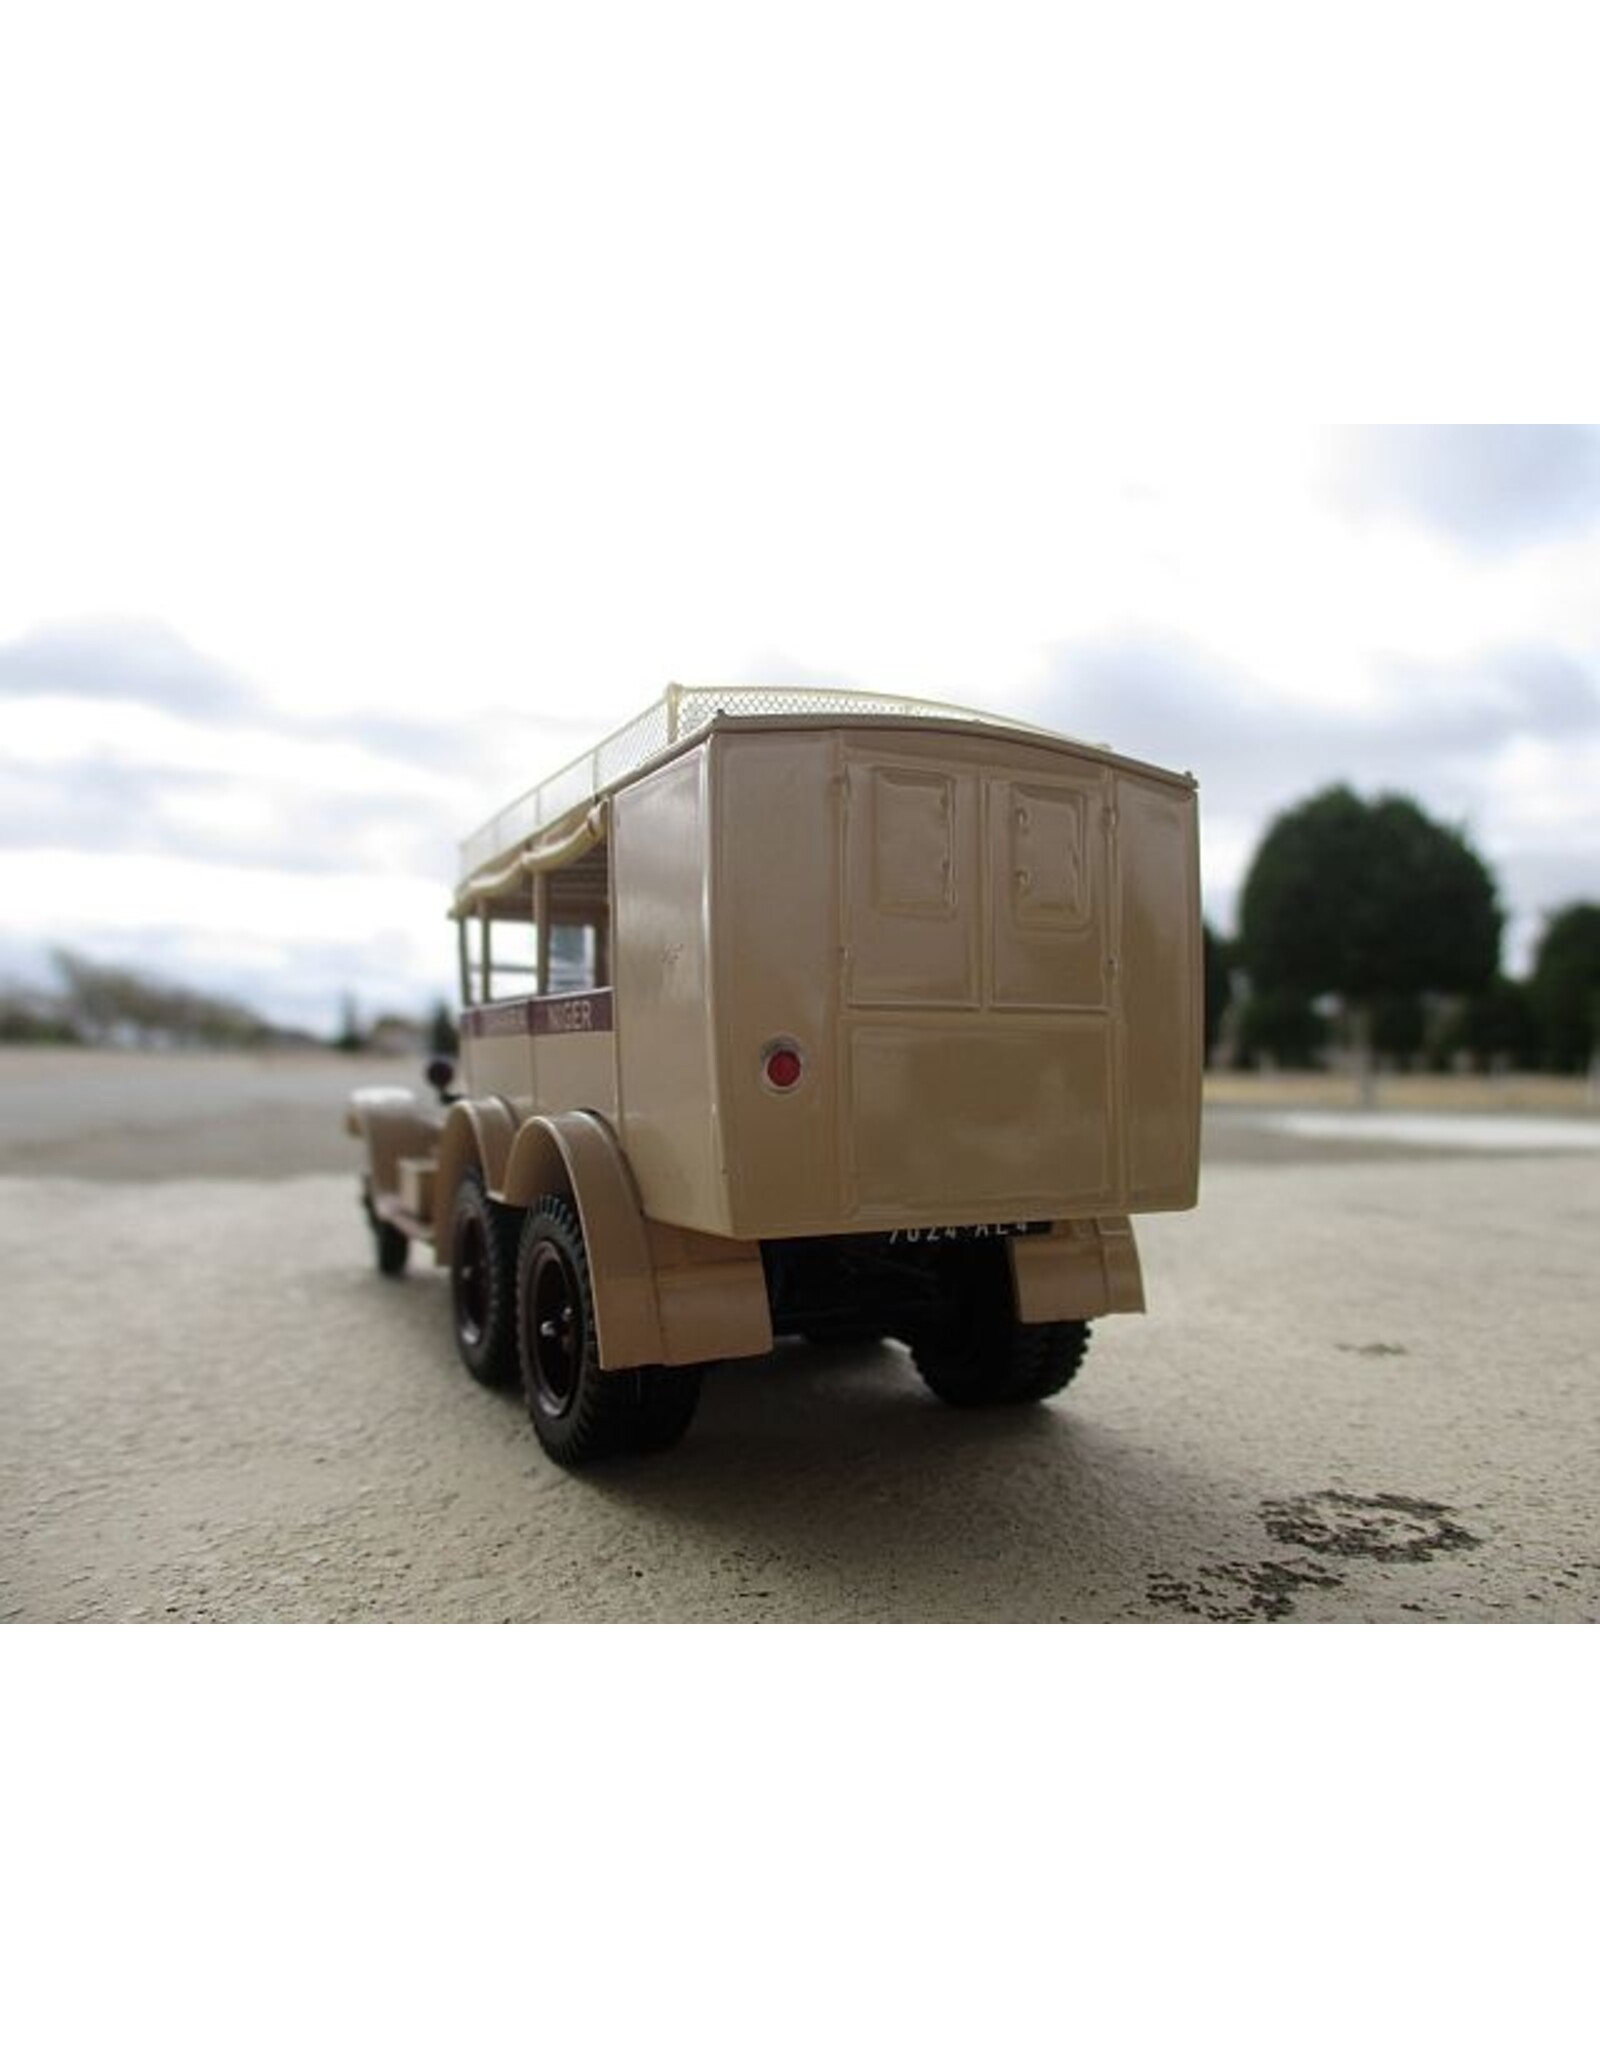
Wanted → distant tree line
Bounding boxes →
[0,952,457,1055]
[1204,786,1600,1076]
[334,995,459,1058]
[0,951,279,1048]
[3,827,1593,1076]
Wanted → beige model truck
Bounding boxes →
[347,686,1201,1466]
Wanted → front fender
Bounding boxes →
[346,1088,443,1201]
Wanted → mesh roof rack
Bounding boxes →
[458,683,1055,884]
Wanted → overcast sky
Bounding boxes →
[2,10,1596,1032]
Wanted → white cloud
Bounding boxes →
[0,850,445,952]
[1,11,1596,1023]
[0,851,454,1034]
[1331,427,1600,551]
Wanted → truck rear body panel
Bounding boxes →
[599,718,1200,1240]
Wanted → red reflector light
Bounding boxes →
[764,1045,803,1091]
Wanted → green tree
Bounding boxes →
[1202,921,1233,1065]
[0,996,80,1044]
[1234,987,1327,1070]
[334,993,366,1054]
[1529,903,1600,1072]
[428,1000,460,1057]
[51,949,268,1047]
[1370,990,1425,1063]
[1238,787,1502,1088]
[1432,977,1538,1073]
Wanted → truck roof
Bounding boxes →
[458,684,1082,896]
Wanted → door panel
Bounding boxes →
[844,757,981,1008]
[988,767,1111,1009]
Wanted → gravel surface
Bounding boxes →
[2,1051,1595,1622]
[0,1048,419,1178]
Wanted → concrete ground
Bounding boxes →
[1,1050,1596,1622]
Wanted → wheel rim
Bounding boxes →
[527,1240,581,1417]
[454,1209,489,1346]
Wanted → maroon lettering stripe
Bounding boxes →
[532,990,614,1036]
[464,1001,530,1040]
[463,989,615,1040]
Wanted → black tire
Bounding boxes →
[516,1195,702,1466]
[361,1180,410,1278]
[376,1220,410,1277]
[909,1240,1090,1408]
[449,1170,522,1387]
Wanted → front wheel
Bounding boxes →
[449,1170,521,1386]
[361,1179,409,1278]
[908,1241,1090,1407]
[517,1196,701,1466]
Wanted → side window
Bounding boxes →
[545,838,613,994]
[460,911,537,1006]
[546,923,597,995]
[459,916,485,1007]
[457,835,613,1007]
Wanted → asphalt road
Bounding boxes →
[2,1051,1596,1622]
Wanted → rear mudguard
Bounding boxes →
[436,1101,772,1373]
[1009,1215,1145,1322]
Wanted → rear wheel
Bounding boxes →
[517,1195,701,1466]
[449,1170,521,1386]
[909,1241,1090,1407]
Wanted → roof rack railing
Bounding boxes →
[457,684,1049,883]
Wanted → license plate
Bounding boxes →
[886,1222,1046,1245]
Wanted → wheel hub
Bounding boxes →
[528,1244,581,1415]
[454,1212,488,1344]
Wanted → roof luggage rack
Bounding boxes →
[458,683,1050,885]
